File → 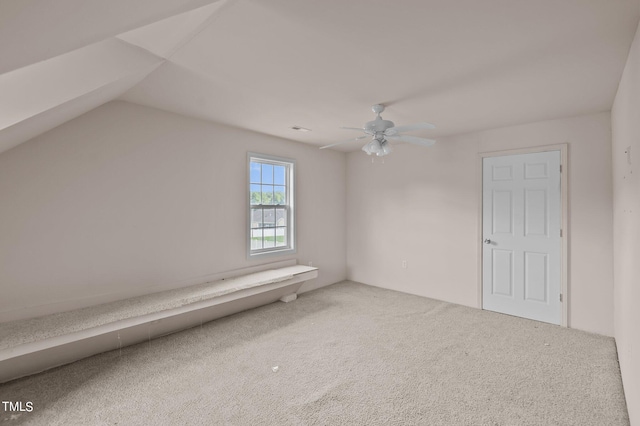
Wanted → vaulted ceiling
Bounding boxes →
[1,0,639,155]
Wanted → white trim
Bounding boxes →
[477,144,569,327]
[247,152,296,259]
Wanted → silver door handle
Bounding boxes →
[484,239,492,244]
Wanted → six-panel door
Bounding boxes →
[482,151,561,325]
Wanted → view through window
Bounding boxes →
[248,154,294,256]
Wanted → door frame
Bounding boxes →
[477,144,569,327]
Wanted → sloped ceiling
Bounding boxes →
[0,1,228,154]
[1,0,639,155]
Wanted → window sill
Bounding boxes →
[248,247,297,260]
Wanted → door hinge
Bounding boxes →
[560,165,562,173]
[560,294,563,302]
[560,229,563,237]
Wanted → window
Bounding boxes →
[248,153,295,257]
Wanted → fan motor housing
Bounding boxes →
[365,118,394,133]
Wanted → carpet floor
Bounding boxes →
[0,281,629,425]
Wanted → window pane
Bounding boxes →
[263,208,276,227]
[251,209,262,228]
[263,228,275,248]
[250,162,261,184]
[274,186,286,205]
[275,227,287,247]
[250,184,261,205]
[276,208,287,226]
[251,229,263,250]
[262,164,274,184]
[274,165,286,185]
[261,185,274,205]
[249,156,293,256]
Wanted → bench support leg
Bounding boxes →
[279,293,297,303]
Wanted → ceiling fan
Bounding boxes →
[320,104,436,156]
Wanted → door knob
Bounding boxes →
[484,239,492,244]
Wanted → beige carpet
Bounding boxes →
[0,281,628,425]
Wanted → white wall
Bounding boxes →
[612,18,640,425]
[0,101,347,322]
[347,111,614,336]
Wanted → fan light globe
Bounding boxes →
[371,139,383,155]
[381,141,393,156]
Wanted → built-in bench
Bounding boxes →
[0,262,318,383]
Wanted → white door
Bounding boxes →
[482,151,561,325]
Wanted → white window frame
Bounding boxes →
[247,152,296,258]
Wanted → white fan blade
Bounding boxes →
[386,135,436,147]
[340,127,367,132]
[319,135,367,149]
[384,122,436,136]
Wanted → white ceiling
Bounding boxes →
[1,0,639,154]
